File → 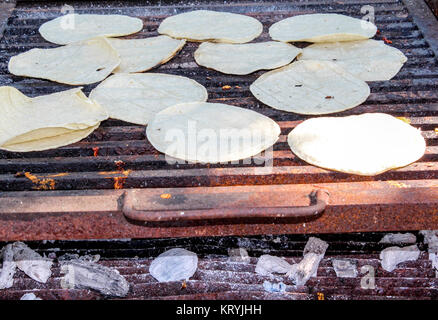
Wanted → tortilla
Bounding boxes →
[249,60,370,115]
[288,113,426,176]
[39,14,143,45]
[0,86,108,152]
[146,102,280,163]
[108,36,186,73]
[2,124,100,152]
[8,37,120,85]
[89,73,208,125]
[269,13,377,43]
[158,10,263,43]
[298,39,408,81]
[194,41,302,75]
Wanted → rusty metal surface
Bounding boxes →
[122,189,329,222]
[0,232,437,300]
[0,0,437,240]
[0,180,437,240]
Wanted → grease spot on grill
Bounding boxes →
[157,194,187,205]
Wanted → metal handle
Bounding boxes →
[122,189,329,223]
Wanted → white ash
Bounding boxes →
[58,253,100,263]
[0,244,17,289]
[60,258,129,297]
[255,254,291,276]
[20,293,42,300]
[228,248,250,263]
[149,248,198,282]
[379,233,417,245]
[380,245,420,272]
[303,237,329,256]
[287,253,323,286]
[12,242,52,283]
[332,259,358,278]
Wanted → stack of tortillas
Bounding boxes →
[0,87,108,152]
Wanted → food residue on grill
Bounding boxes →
[382,36,392,44]
[24,172,55,190]
[46,173,69,178]
[92,147,99,157]
[113,177,127,189]
[114,160,125,171]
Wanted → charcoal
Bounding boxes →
[60,258,129,297]
[287,253,323,286]
[12,242,52,283]
[0,244,16,289]
[420,230,438,252]
[149,248,198,282]
[332,259,358,278]
[20,293,42,300]
[255,254,291,276]
[380,245,420,272]
[303,237,329,256]
[263,281,286,293]
[379,233,417,245]
[228,248,250,263]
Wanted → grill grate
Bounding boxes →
[0,0,437,240]
[0,232,437,300]
[1,0,437,191]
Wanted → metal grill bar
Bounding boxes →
[0,0,437,240]
[0,232,436,300]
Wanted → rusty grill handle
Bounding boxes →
[122,189,329,223]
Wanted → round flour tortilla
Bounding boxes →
[249,60,370,115]
[89,73,208,125]
[194,41,302,75]
[0,86,108,151]
[298,40,408,81]
[108,36,186,73]
[288,113,426,176]
[158,10,263,43]
[269,13,377,43]
[146,102,281,163]
[8,37,120,85]
[39,14,143,45]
